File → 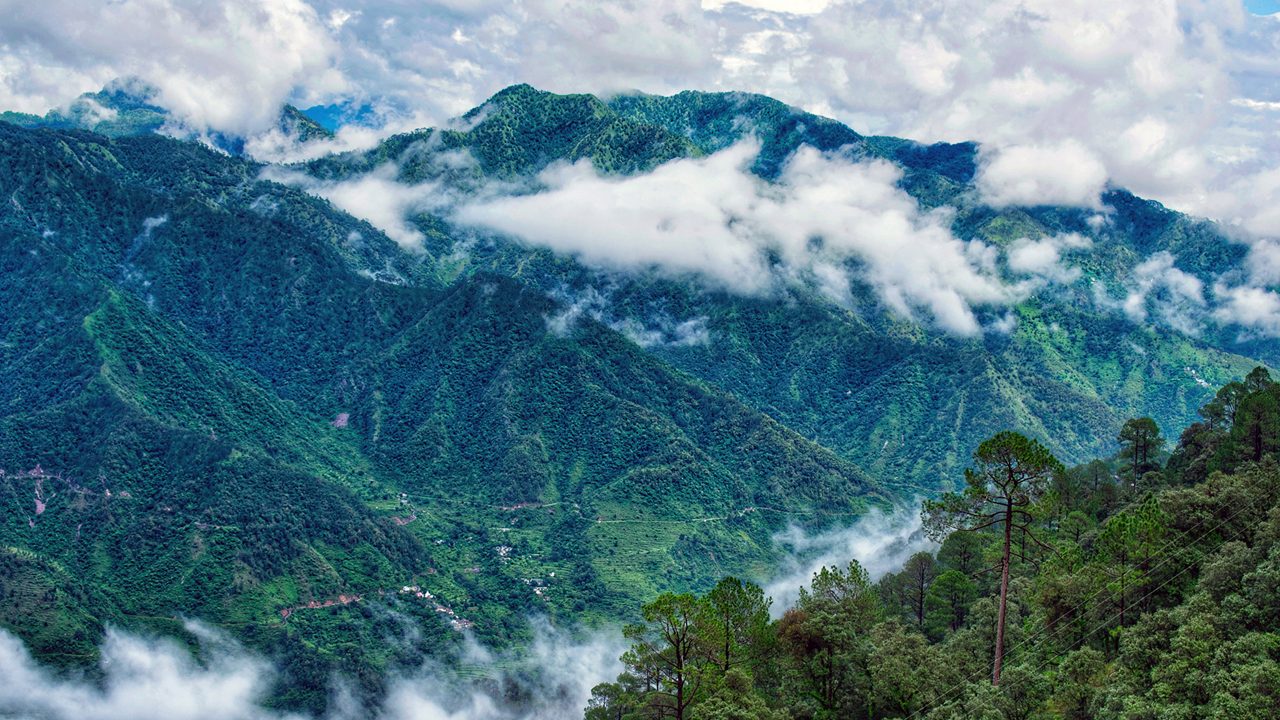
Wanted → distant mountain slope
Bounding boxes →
[296,85,1267,491]
[0,80,332,154]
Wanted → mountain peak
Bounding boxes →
[463,83,611,124]
[279,104,334,142]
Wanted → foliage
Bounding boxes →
[591,371,1280,718]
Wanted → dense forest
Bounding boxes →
[586,369,1280,719]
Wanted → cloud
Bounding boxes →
[544,286,711,348]
[0,619,625,720]
[1121,251,1208,335]
[0,622,287,720]
[976,141,1108,209]
[612,315,711,348]
[762,505,931,615]
[243,109,444,164]
[379,620,624,720]
[1245,237,1280,285]
[1213,283,1280,337]
[0,0,344,136]
[4,0,1279,263]
[263,164,444,250]
[456,141,1014,335]
[1006,232,1092,285]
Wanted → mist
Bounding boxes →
[0,619,624,720]
[762,504,933,615]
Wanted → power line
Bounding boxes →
[902,466,1277,719]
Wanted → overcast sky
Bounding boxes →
[1,0,1277,240]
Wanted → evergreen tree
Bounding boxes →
[923,431,1062,685]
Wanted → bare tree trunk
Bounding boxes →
[994,501,1013,686]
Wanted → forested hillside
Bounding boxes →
[587,371,1280,719]
[0,120,882,712]
[298,85,1265,490]
[1,83,1278,717]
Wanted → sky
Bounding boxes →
[0,0,1277,307]
[0,0,1277,239]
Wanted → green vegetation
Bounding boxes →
[2,83,1279,716]
[303,85,1264,494]
[0,118,879,713]
[589,371,1280,718]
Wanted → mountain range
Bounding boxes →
[0,83,1273,712]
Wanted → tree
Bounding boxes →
[1118,418,1164,491]
[1164,421,1226,486]
[778,560,880,716]
[923,431,1062,685]
[899,552,938,628]
[937,531,986,576]
[622,593,710,720]
[694,669,782,720]
[586,673,646,720]
[1230,382,1280,464]
[868,620,935,717]
[924,569,978,640]
[1059,510,1093,545]
[1096,494,1167,631]
[698,577,772,674]
[1053,647,1105,720]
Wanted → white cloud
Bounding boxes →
[4,0,1279,256]
[614,315,711,348]
[763,505,931,616]
[456,141,1014,335]
[1122,251,1207,335]
[1213,283,1280,336]
[544,286,711,347]
[0,619,626,720]
[1245,237,1280,285]
[0,0,344,136]
[1006,232,1092,285]
[0,622,286,720]
[263,164,446,250]
[976,141,1109,209]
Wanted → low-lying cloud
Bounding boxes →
[264,164,445,250]
[456,141,1015,336]
[544,286,711,348]
[1122,251,1208,336]
[0,619,624,720]
[976,141,1109,209]
[1006,232,1093,286]
[1213,282,1280,337]
[763,504,932,615]
[0,622,284,720]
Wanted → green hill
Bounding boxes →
[0,119,882,712]
[299,85,1265,493]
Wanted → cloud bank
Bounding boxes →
[3,0,1278,243]
[456,141,1014,335]
[0,620,624,720]
[0,0,343,136]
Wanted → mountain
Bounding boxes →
[299,84,1267,490]
[1,83,1276,714]
[1,80,334,153]
[0,79,168,138]
[0,117,881,711]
